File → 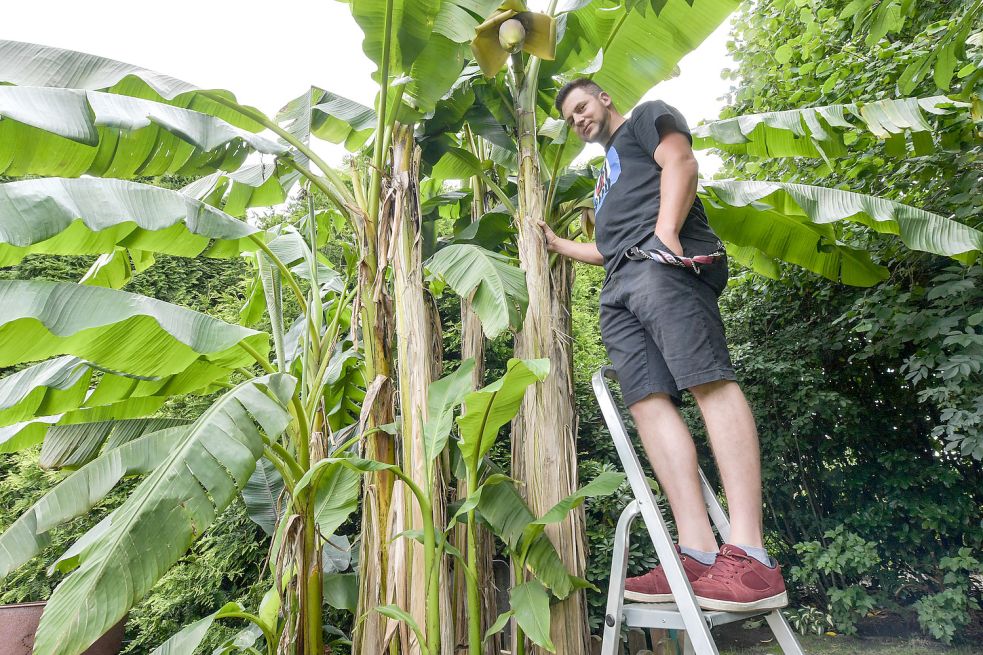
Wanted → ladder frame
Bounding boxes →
[592,366,805,655]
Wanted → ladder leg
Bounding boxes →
[764,610,806,655]
[697,467,730,543]
[635,496,718,655]
[600,502,640,655]
[593,369,719,655]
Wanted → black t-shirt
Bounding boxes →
[593,100,719,278]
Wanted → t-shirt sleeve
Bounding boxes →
[629,100,692,157]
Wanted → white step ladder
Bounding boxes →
[592,367,806,655]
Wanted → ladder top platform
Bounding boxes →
[622,603,772,631]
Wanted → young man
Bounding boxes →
[544,78,787,612]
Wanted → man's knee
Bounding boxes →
[629,392,678,422]
[688,378,737,403]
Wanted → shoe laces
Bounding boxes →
[705,549,751,581]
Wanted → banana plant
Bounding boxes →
[0,38,389,655]
[461,1,983,651]
[464,1,743,651]
[446,359,625,655]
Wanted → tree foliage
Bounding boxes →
[706,0,983,640]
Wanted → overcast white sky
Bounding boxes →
[3,1,733,172]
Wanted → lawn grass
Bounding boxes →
[720,634,981,655]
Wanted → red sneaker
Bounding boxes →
[691,544,788,612]
[624,547,713,603]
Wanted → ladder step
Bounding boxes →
[622,603,772,631]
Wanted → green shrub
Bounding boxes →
[914,549,982,644]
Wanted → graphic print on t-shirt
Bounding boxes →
[593,146,621,213]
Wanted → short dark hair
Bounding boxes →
[555,78,607,114]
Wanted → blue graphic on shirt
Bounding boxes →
[594,146,621,213]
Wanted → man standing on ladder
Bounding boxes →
[542,78,788,612]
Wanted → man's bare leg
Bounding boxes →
[688,379,763,549]
[629,392,717,552]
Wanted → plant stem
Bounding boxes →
[421,494,441,654]
[240,342,276,374]
[236,366,258,379]
[465,471,482,655]
[367,0,396,230]
[248,235,309,315]
[303,501,323,655]
[292,394,311,472]
[305,284,352,417]
[516,625,527,655]
[248,235,321,364]
[264,441,303,487]
[218,611,277,655]
[481,172,517,214]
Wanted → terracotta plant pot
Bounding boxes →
[0,602,125,655]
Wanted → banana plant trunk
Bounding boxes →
[510,64,588,655]
[354,174,398,655]
[390,124,453,655]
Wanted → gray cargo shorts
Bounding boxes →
[600,232,736,407]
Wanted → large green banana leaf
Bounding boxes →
[340,0,440,77]
[0,357,230,436]
[341,0,497,77]
[457,358,549,467]
[509,580,554,652]
[423,359,476,463]
[692,96,960,159]
[475,477,573,598]
[79,248,135,289]
[542,0,740,111]
[321,347,366,432]
[0,86,285,178]
[425,244,528,339]
[699,185,888,286]
[182,162,301,218]
[312,460,362,537]
[0,178,261,267]
[312,90,377,148]
[146,603,245,655]
[341,0,498,114]
[242,457,286,536]
[701,180,983,283]
[0,40,262,132]
[0,356,89,426]
[277,87,377,158]
[39,417,190,469]
[0,424,188,579]
[0,363,208,458]
[0,399,166,455]
[0,280,269,377]
[32,374,295,655]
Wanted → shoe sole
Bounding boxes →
[624,590,675,603]
[694,591,789,612]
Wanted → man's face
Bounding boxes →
[560,87,612,144]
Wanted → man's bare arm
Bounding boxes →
[538,220,604,266]
[653,129,699,257]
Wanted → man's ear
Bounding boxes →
[598,92,613,108]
